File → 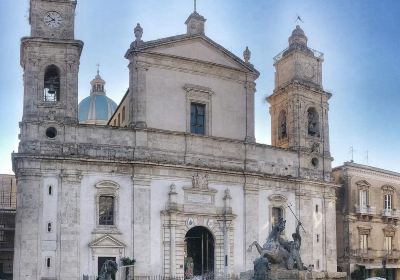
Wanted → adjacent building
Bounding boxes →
[334,162,400,280]
[13,1,340,279]
[0,174,16,280]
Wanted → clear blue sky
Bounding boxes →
[1,0,400,174]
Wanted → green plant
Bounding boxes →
[120,257,136,266]
[350,267,364,280]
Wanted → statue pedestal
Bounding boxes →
[240,266,347,280]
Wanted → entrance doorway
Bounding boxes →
[185,226,214,277]
[98,257,116,280]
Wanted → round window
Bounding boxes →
[45,127,57,139]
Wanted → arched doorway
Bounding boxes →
[185,226,214,277]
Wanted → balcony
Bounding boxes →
[355,205,375,220]
[382,209,399,223]
[354,249,375,262]
[353,249,400,264]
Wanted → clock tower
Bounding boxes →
[267,25,332,181]
[20,0,83,123]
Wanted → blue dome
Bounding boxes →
[78,94,117,124]
[78,71,118,125]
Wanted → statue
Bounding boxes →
[252,256,270,280]
[97,259,118,280]
[248,218,306,271]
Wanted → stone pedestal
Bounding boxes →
[240,266,347,280]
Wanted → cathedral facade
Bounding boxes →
[13,1,338,279]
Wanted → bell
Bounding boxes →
[47,84,56,95]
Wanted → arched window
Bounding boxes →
[43,65,60,102]
[122,106,125,122]
[307,107,319,137]
[278,110,287,140]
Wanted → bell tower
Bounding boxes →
[267,26,332,180]
[20,0,83,123]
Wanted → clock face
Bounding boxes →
[303,63,315,79]
[44,11,62,28]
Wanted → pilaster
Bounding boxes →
[244,181,259,270]
[132,173,152,274]
[128,58,148,128]
[245,80,256,143]
[324,191,338,272]
[58,170,81,280]
[13,170,41,280]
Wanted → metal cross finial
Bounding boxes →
[96,63,100,75]
[295,14,304,24]
[194,0,197,12]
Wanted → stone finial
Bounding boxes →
[185,11,206,36]
[168,183,178,207]
[223,188,232,213]
[288,25,308,47]
[134,23,143,41]
[223,188,232,200]
[243,46,251,63]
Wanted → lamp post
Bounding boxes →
[382,254,388,280]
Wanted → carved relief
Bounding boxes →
[192,173,208,189]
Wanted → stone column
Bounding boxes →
[13,170,41,280]
[244,182,259,270]
[58,170,81,280]
[245,80,256,143]
[132,174,151,274]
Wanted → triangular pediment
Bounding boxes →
[138,35,258,74]
[89,235,125,248]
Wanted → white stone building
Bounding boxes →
[13,1,339,279]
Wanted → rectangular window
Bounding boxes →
[122,106,125,122]
[190,103,205,135]
[316,234,320,243]
[271,207,283,227]
[99,196,114,225]
[385,236,393,253]
[315,205,319,213]
[359,234,368,253]
[359,190,368,209]
[384,194,392,210]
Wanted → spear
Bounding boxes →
[286,203,307,233]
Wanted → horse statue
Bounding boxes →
[248,218,294,269]
[97,259,118,280]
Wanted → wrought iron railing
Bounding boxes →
[355,205,376,215]
[273,46,324,63]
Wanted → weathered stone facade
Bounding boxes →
[0,174,16,280]
[13,1,340,279]
[334,162,400,280]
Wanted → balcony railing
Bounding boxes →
[355,205,376,215]
[353,249,400,263]
[382,208,400,218]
